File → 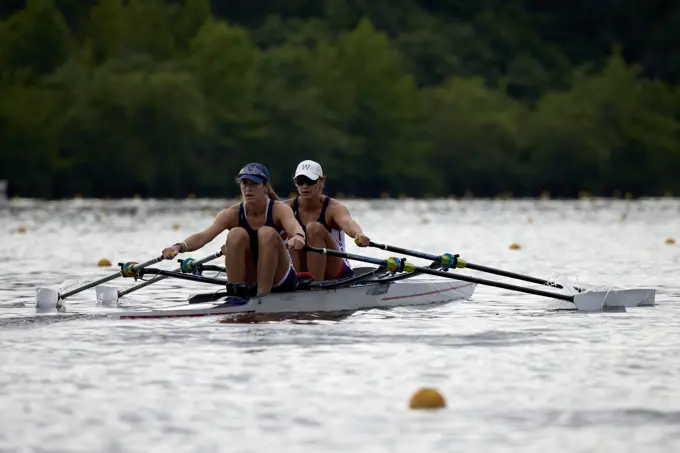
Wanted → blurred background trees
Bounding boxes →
[1,0,679,198]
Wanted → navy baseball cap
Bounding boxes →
[237,163,270,183]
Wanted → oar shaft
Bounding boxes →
[118,251,223,297]
[60,256,163,299]
[140,269,229,286]
[369,241,437,261]
[306,246,574,303]
[369,241,578,291]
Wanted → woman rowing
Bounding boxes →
[284,160,370,281]
[161,163,306,297]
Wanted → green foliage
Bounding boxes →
[0,0,73,78]
[1,0,680,198]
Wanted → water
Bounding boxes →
[1,197,679,453]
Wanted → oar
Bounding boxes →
[365,240,585,292]
[36,256,163,312]
[95,250,224,303]
[304,245,631,312]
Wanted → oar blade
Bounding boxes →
[36,287,61,313]
[95,285,120,305]
[622,288,656,307]
[572,290,623,312]
[571,288,656,312]
[573,288,656,312]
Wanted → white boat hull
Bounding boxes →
[109,279,477,320]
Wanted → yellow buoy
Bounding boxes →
[172,223,181,230]
[509,242,521,250]
[97,258,112,267]
[409,387,446,410]
[539,190,550,200]
[666,238,675,245]
[17,226,27,234]
[187,193,196,200]
[133,193,142,200]
[74,193,82,199]
[624,192,633,200]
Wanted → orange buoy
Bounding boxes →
[16,226,27,234]
[97,258,112,267]
[409,387,446,410]
[172,223,181,230]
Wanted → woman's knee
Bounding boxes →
[257,226,282,247]
[226,227,249,247]
[305,221,326,238]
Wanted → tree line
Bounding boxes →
[1,0,679,199]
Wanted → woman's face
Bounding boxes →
[294,175,325,197]
[239,179,267,202]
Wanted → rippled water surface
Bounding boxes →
[1,198,679,453]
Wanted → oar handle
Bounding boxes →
[306,245,574,303]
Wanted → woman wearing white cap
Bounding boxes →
[161,163,306,297]
[285,159,370,281]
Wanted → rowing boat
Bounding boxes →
[107,277,477,320]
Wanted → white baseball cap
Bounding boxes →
[294,160,324,180]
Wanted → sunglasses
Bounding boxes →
[294,176,319,186]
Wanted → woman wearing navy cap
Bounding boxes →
[162,163,306,297]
